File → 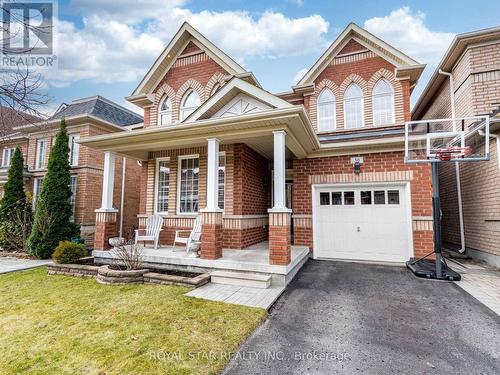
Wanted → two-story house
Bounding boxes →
[1,96,144,245]
[81,22,434,268]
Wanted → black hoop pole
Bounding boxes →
[431,162,442,278]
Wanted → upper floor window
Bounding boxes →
[372,79,394,126]
[344,84,364,129]
[69,134,80,166]
[159,96,172,126]
[2,147,15,167]
[317,88,336,132]
[69,175,77,221]
[36,139,47,169]
[32,177,43,209]
[180,90,200,121]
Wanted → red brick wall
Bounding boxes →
[338,39,366,54]
[223,227,268,249]
[292,151,434,258]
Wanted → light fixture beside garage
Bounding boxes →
[351,156,363,174]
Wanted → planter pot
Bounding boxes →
[96,265,149,285]
[108,237,125,247]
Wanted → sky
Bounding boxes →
[38,0,500,115]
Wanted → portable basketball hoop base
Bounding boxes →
[404,116,490,282]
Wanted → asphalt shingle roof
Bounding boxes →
[51,96,143,126]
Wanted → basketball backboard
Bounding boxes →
[404,116,490,163]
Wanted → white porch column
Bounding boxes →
[270,130,289,212]
[203,137,222,212]
[100,151,117,211]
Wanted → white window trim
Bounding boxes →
[343,85,364,129]
[69,133,80,166]
[180,90,201,121]
[218,151,226,211]
[176,154,200,216]
[35,139,48,170]
[154,157,171,215]
[2,147,15,167]
[316,88,336,133]
[159,96,172,126]
[372,79,395,126]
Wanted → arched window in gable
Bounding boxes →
[372,79,394,126]
[180,90,201,121]
[317,88,336,132]
[344,83,364,129]
[159,96,172,125]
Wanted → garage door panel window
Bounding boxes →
[374,190,385,205]
[331,192,342,205]
[320,192,330,205]
[343,191,355,205]
[361,191,372,205]
[388,190,400,205]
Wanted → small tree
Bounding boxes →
[27,119,79,258]
[0,147,32,251]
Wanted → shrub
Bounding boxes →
[52,241,86,264]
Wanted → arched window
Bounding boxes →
[372,79,394,126]
[180,90,201,120]
[317,88,336,132]
[344,84,364,129]
[159,96,172,126]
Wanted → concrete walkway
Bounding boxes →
[448,256,500,316]
[186,283,285,310]
[0,256,52,274]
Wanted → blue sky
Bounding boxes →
[43,0,500,115]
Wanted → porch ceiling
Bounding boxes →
[78,107,319,161]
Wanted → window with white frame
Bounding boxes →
[218,153,225,210]
[372,79,394,126]
[36,139,47,169]
[180,90,201,121]
[317,88,336,132]
[178,156,199,214]
[155,158,170,214]
[69,175,77,221]
[69,134,80,166]
[2,147,15,167]
[159,96,172,126]
[344,84,364,129]
[32,177,43,208]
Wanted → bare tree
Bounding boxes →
[111,240,145,270]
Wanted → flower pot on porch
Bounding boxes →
[96,265,149,285]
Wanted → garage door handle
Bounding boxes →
[357,226,361,232]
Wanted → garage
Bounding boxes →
[312,183,412,263]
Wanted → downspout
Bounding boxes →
[119,157,126,238]
[438,69,466,253]
[479,130,500,174]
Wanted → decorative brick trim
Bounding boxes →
[330,50,376,66]
[412,217,433,231]
[269,211,292,226]
[308,170,414,185]
[223,215,268,230]
[201,211,223,225]
[173,51,209,68]
[293,214,312,228]
[95,210,118,223]
[94,211,118,251]
[205,72,226,98]
[152,83,177,125]
[177,78,206,104]
[269,212,291,265]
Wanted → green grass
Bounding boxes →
[0,267,267,375]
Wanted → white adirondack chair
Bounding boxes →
[135,214,164,249]
[172,215,202,253]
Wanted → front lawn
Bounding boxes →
[0,267,267,374]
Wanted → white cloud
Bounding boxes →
[45,6,329,87]
[364,7,454,66]
[292,67,309,85]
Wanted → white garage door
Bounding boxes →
[313,184,411,263]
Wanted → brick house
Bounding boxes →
[82,22,434,268]
[0,96,144,245]
[412,26,500,267]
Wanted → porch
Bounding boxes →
[94,242,310,286]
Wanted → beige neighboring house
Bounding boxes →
[413,26,500,267]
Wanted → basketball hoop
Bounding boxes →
[434,146,473,161]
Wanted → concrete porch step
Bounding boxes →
[210,270,272,289]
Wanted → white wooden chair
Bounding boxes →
[135,214,164,249]
[172,215,202,253]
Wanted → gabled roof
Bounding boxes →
[129,22,247,100]
[412,25,500,119]
[296,22,425,87]
[51,96,143,126]
[185,77,294,122]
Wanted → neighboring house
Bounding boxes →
[81,22,434,267]
[1,96,144,245]
[413,26,500,267]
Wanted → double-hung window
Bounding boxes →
[33,177,44,208]
[178,155,199,214]
[317,88,336,132]
[218,153,226,210]
[344,84,364,129]
[159,96,172,126]
[155,158,170,214]
[69,175,77,221]
[36,139,47,169]
[372,79,394,126]
[69,134,80,166]
[2,148,15,167]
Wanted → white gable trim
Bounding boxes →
[297,23,420,85]
[132,22,246,96]
[212,93,272,119]
[185,78,293,122]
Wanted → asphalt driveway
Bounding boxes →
[224,260,500,374]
